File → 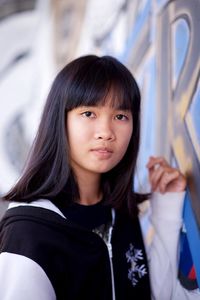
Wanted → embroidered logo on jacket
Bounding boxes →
[125,243,147,286]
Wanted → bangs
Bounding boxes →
[65,56,137,112]
[95,81,133,111]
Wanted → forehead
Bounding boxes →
[94,99,129,111]
[91,88,132,110]
[65,76,134,112]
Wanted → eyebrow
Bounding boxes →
[77,105,131,111]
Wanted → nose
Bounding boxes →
[94,121,115,141]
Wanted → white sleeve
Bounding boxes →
[148,192,200,300]
[0,252,56,300]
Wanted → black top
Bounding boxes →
[0,200,151,300]
[51,197,112,230]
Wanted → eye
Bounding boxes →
[115,114,128,121]
[81,111,96,118]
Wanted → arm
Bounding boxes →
[0,252,56,300]
[146,156,200,300]
[149,191,184,299]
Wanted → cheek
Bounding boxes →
[67,121,91,150]
[67,129,79,151]
[122,125,133,147]
[116,127,133,158]
[120,135,131,154]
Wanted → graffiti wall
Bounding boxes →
[120,0,200,222]
[0,0,55,218]
[62,0,200,226]
[0,0,199,285]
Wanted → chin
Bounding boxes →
[96,164,118,174]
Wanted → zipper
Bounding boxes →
[106,209,116,300]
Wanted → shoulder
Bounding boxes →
[0,199,70,284]
[0,199,66,254]
[7,198,66,218]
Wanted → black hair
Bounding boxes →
[2,55,149,217]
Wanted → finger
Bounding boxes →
[172,173,187,192]
[146,156,168,169]
[158,170,180,193]
[149,166,166,191]
[147,157,170,189]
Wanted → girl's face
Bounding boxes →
[67,101,133,179]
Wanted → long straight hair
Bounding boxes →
[3,55,148,217]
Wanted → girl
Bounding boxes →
[0,55,194,299]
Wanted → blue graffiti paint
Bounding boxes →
[119,1,151,63]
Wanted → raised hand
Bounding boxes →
[146,156,186,194]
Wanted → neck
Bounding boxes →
[73,169,102,205]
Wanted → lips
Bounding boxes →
[91,147,113,153]
[90,147,113,158]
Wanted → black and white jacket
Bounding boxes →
[0,199,151,300]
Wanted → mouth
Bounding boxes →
[90,147,113,158]
[91,147,113,153]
